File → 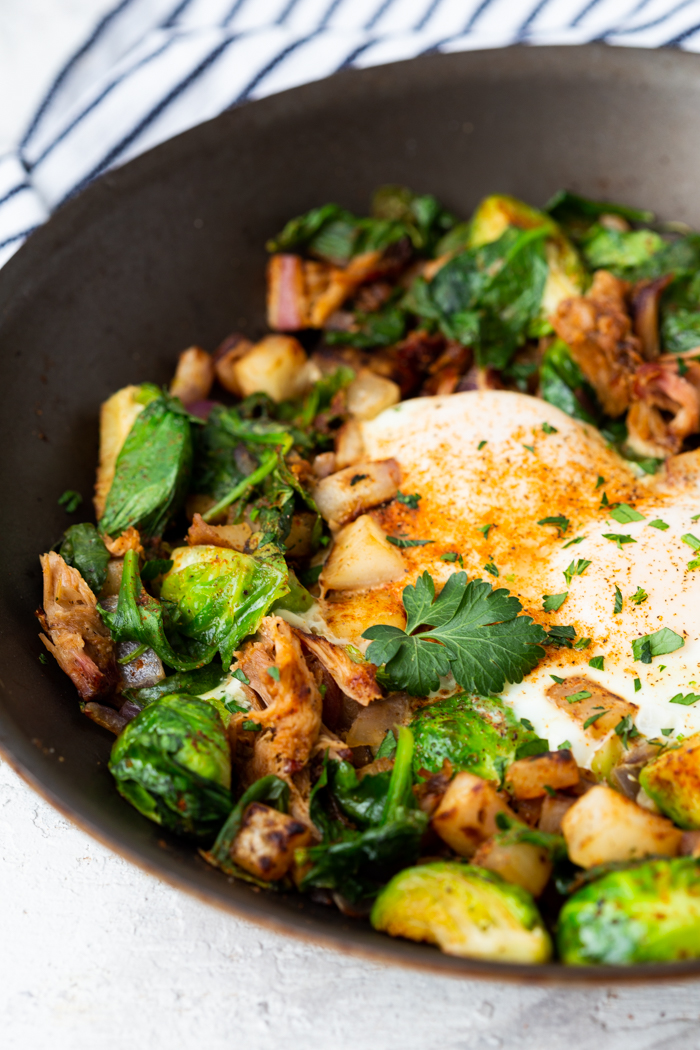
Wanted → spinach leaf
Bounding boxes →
[539,339,600,425]
[123,663,228,709]
[326,302,407,349]
[544,190,654,238]
[326,760,393,830]
[59,522,110,595]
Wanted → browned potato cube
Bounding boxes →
[334,419,365,469]
[505,750,579,800]
[472,839,552,897]
[229,802,312,881]
[346,368,400,421]
[320,514,405,591]
[546,676,637,739]
[169,346,214,405]
[561,784,682,869]
[314,459,400,528]
[431,772,519,858]
[233,335,310,402]
[213,334,254,395]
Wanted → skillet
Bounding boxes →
[3,42,700,982]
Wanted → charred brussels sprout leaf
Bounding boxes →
[558,858,700,965]
[123,663,228,709]
[371,184,456,254]
[99,393,192,539]
[108,694,232,841]
[581,226,665,277]
[371,862,552,962]
[639,732,700,828]
[410,693,547,783]
[206,775,290,878]
[59,523,110,595]
[160,545,288,669]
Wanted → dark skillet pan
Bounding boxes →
[3,42,700,984]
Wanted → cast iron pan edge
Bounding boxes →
[3,44,700,983]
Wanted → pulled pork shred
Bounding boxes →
[37,551,115,700]
[552,270,643,417]
[236,616,322,784]
[293,628,382,706]
[627,358,700,458]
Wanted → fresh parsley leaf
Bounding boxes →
[669,692,700,706]
[564,558,591,586]
[543,592,568,612]
[484,561,499,577]
[547,625,576,648]
[396,491,421,509]
[440,552,458,563]
[682,533,700,551]
[537,515,570,535]
[661,728,674,736]
[648,519,669,531]
[692,513,700,522]
[232,667,250,685]
[520,718,535,731]
[267,666,280,681]
[350,473,369,486]
[609,503,645,524]
[242,720,262,731]
[478,523,496,538]
[614,584,623,613]
[542,422,558,434]
[588,655,605,671]
[387,536,433,548]
[687,558,700,571]
[600,492,609,507]
[583,711,608,729]
[557,740,572,751]
[602,533,636,549]
[573,637,591,650]
[634,677,642,692]
[363,571,548,697]
[58,490,83,513]
[477,440,487,450]
[632,628,684,663]
[566,690,592,704]
[550,674,565,684]
[595,476,605,489]
[630,587,648,605]
[522,444,535,453]
[614,714,640,749]
[563,536,585,548]
[39,652,48,664]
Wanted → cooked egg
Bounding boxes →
[321,390,700,766]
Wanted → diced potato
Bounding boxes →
[538,794,575,835]
[213,334,254,395]
[229,802,312,881]
[312,451,336,478]
[546,675,638,739]
[334,418,365,468]
[346,369,400,421]
[94,385,148,519]
[314,458,400,528]
[431,772,519,858]
[169,346,214,405]
[561,784,682,869]
[320,514,405,591]
[472,839,552,898]
[232,335,309,402]
[505,750,579,800]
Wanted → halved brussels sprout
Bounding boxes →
[639,733,700,829]
[371,861,552,962]
[558,857,700,965]
[109,694,232,841]
[409,693,547,783]
[160,545,288,668]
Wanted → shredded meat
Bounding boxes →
[293,629,382,706]
[37,552,115,700]
[552,270,643,416]
[186,513,251,552]
[236,616,322,783]
[421,342,472,396]
[630,274,674,361]
[627,359,700,457]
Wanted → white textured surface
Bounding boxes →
[5,3,700,1045]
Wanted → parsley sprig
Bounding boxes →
[363,571,547,697]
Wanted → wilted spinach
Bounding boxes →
[59,522,110,594]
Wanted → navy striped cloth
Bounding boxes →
[2,0,700,269]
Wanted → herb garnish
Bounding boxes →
[440,552,458,563]
[573,637,591,650]
[602,533,636,549]
[599,492,609,507]
[484,561,499,576]
[538,515,570,535]
[557,740,572,751]
[542,422,558,434]
[350,473,369,486]
[614,584,623,613]
[583,710,608,729]
[588,655,605,670]
[387,536,433,548]
[396,491,421,509]
[550,674,565,684]
[614,714,640,749]
[630,587,648,605]
[477,440,487,450]
[632,627,684,663]
[543,592,568,612]
[595,476,605,489]
[363,570,548,696]
[648,519,669,531]
[58,490,83,513]
[562,536,585,548]
[522,444,535,453]
[242,720,263,732]
[609,503,645,524]
[232,667,250,685]
[478,523,496,539]
[670,692,700,706]
[566,690,592,704]
[634,677,642,692]
[267,666,280,681]
[563,558,591,586]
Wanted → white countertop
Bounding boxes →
[4,4,700,1046]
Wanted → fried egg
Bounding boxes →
[321,390,700,766]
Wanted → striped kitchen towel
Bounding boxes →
[3,0,700,270]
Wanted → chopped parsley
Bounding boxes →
[563,536,586,549]
[478,523,496,539]
[595,476,605,489]
[538,515,570,535]
[440,551,458,563]
[484,561,499,577]
[566,690,592,704]
[396,490,421,509]
[648,519,669,531]
[583,711,608,729]
[477,440,487,450]
[542,592,568,612]
[614,584,623,613]
[520,718,535,731]
[242,720,263,732]
[267,666,280,681]
[632,627,684,664]
[547,625,576,648]
[542,422,558,434]
[661,728,674,737]
[630,587,648,604]
[350,473,369,486]
[550,674,565,684]
[58,490,83,513]
[602,533,636,549]
[387,536,433,548]
[588,655,605,671]
[573,637,591,650]
[609,503,645,524]
[38,652,48,664]
[692,513,700,522]
[522,444,535,453]
[232,667,250,685]
[682,533,700,551]
[614,714,640,749]
[557,740,572,751]
[670,692,700,706]
[363,570,548,696]
[634,678,642,692]
[600,492,609,507]
[564,558,591,586]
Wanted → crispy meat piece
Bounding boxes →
[293,629,382,706]
[627,359,700,458]
[186,513,251,552]
[552,270,643,416]
[630,275,674,361]
[236,616,322,783]
[102,526,143,556]
[422,342,472,396]
[37,551,115,700]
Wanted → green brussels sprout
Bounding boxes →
[581,226,665,276]
[639,733,700,829]
[409,693,548,783]
[557,857,700,965]
[100,393,192,540]
[371,861,552,962]
[59,522,110,594]
[109,694,232,841]
[160,544,288,669]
